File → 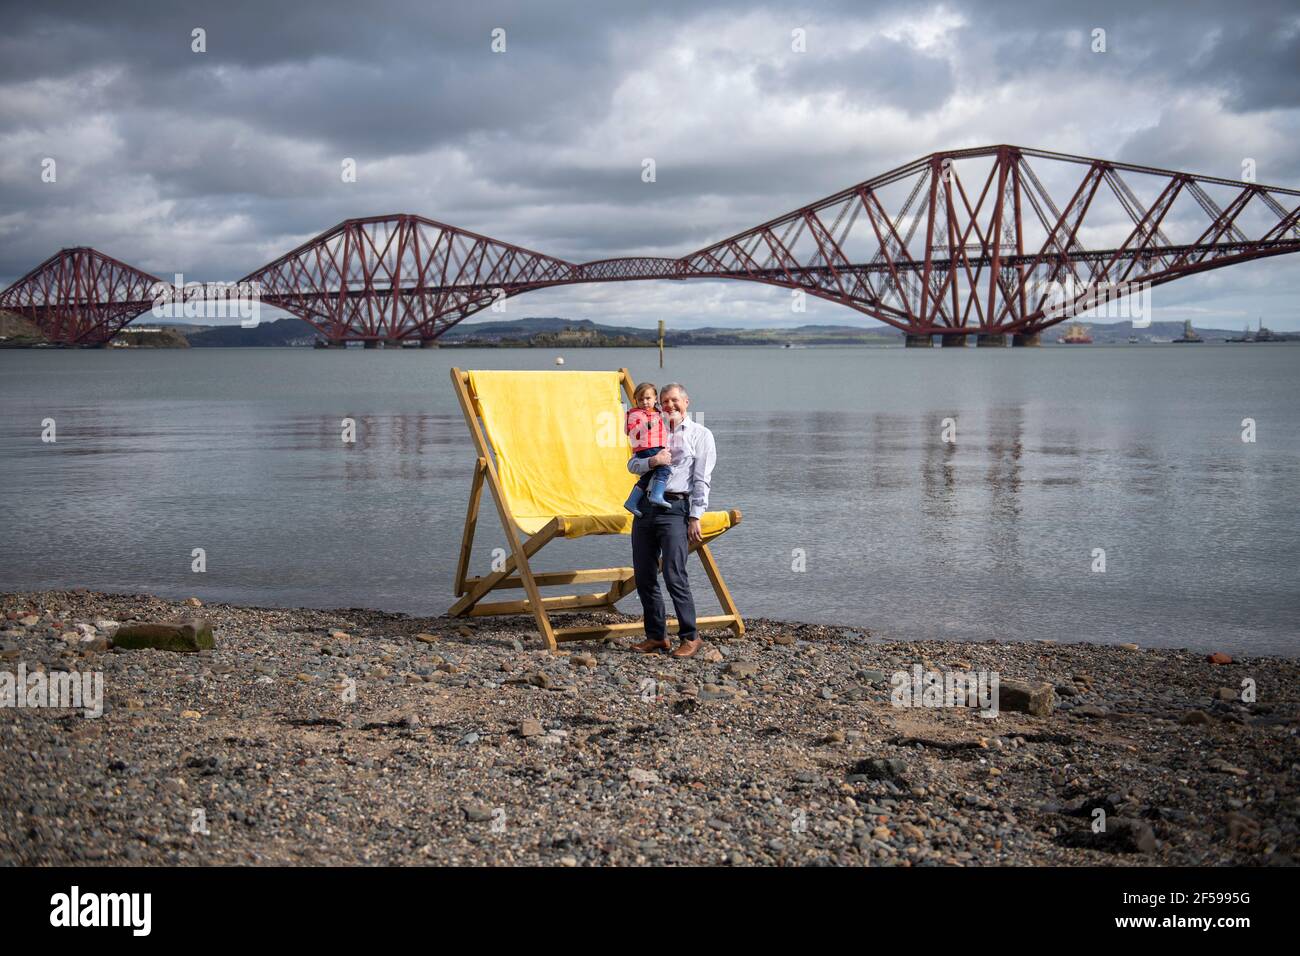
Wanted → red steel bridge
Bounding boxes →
[4,145,1299,347]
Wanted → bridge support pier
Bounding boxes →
[904,334,933,348]
[363,340,379,349]
[940,334,968,348]
[420,338,439,349]
[976,334,1007,347]
[1011,333,1042,347]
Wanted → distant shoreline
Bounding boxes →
[6,311,1296,349]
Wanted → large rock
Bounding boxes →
[112,618,214,653]
[848,757,909,782]
[997,679,1055,717]
[725,660,760,679]
[1094,817,1157,854]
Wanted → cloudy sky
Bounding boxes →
[1,0,1298,330]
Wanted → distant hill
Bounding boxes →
[446,316,899,346]
[445,316,653,343]
[6,311,1293,348]
[110,326,190,348]
[114,316,1300,347]
[444,317,656,347]
[0,310,47,347]
[1047,320,1296,343]
[666,324,898,345]
[185,317,318,347]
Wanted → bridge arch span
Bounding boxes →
[5,145,1298,346]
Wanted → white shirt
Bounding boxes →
[627,414,716,520]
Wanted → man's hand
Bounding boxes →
[649,448,672,468]
[687,517,703,544]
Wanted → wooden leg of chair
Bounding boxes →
[449,368,558,650]
[509,540,556,652]
[453,458,487,597]
[697,542,744,637]
[448,520,560,618]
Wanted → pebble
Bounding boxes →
[2,588,1294,869]
[1071,704,1110,719]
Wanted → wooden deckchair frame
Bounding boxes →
[447,366,744,650]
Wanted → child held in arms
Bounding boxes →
[623,382,671,516]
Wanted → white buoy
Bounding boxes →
[555,356,565,366]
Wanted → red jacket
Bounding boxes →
[626,407,667,451]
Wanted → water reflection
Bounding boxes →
[2,346,1298,655]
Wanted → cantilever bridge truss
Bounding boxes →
[4,145,1300,346]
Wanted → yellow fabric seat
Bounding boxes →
[467,369,734,539]
[551,511,733,538]
[448,367,744,649]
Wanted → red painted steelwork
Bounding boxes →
[5,146,1300,346]
[0,248,164,346]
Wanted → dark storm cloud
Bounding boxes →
[0,0,694,155]
[939,0,1300,148]
[0,0,1297,327]
[1189,14,1300,111]
[754,34,954,114]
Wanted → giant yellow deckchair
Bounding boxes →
[448,367,743,650]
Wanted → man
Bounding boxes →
[627,383,716,659]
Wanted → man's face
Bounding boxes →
[660,387,688,424]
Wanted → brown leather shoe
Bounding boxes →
[671,637,703,659]
[631,636,671,654]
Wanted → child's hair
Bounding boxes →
[632,382,658,405]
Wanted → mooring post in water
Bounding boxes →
[658,319,664,368]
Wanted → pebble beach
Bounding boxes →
[1,588,1296,866]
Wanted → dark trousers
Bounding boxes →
[630,496,696,641]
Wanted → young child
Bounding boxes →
[623,382,671,516]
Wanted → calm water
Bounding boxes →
[1,344,1297,656]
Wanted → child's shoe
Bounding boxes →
[647,474,670,508]
[623,484,645,517]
